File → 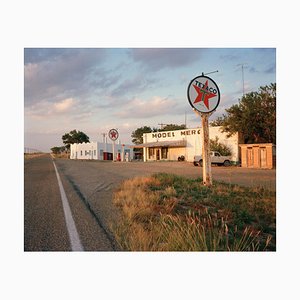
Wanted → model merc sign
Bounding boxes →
[151,129,201,140]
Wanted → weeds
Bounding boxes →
[112,173,275,251]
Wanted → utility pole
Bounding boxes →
[242,64,245,96]
[237,63,247,96]
[102,133,106,143]
[158,123,168,130]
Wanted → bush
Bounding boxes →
[210,137,232,156]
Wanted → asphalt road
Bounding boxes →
[24,154,275,251]
[24,154,116,251]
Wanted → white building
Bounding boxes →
[70,141,133,161]
[136,126,240,163]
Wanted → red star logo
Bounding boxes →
[111,131,117,138]
[193,80,217,109]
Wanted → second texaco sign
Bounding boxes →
[108,128,119,141]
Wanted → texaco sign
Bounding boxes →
[187,75,220,113]
[108,128,119,141]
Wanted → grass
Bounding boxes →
[24,153,45,159]
[112,173,276,251]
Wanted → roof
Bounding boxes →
[239,143,275,147]
[131,140,187,148]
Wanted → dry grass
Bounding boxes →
[51,153,69,159]
[24,153,45,159]
[112,173,275,251]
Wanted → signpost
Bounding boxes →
[108,128,119,161]
[187,74,220,186]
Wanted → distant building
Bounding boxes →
[239,143,276,169]
[135,126,240,163]
[70,141,133,161]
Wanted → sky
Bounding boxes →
[24,48,276,152]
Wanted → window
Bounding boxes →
[81,150,82,156]
[161,147,168,159]
[94,150,96,156]
[149,148,155,159]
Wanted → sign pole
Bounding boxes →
[201,113,212,186]
[187,73,220,187]
[113,140,115,161]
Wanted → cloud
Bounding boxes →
[220,54,240,61]
[249,67,258,73]
[110,76,157,97]
[129,48,203,71]
[264,63,276,74]
[25,97,91,120]
[24,48,107,106]
[24,48,68,64]
[53,98,74,112]
[114,96,178,119]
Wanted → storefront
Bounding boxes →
[135,126,240,163]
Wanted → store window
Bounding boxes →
[161,147,168,159]
[149,148,155,159]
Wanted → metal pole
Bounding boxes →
[242,64,245,96]
[201,113,212,186]
[113,141,115,161]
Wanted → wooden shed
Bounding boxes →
[239,143,276,169]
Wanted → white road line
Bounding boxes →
[52,161,84,251]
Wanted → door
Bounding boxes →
[156,149,160,161]
[247,148,254,167]
[260,147,267,168]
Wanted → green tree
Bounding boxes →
[210,137,232,156]
[131,126,153,144]
[51,146,66,154]
[214,83,276,144]
[62,129,90,149]
[210,117,225,127]
[158,124,186,132]
[131,124,187,144]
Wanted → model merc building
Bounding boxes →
[136,126,240,163]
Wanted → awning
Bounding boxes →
[131,140,187,148]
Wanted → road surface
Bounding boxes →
[24,154,275,251]
[24,154,117,251]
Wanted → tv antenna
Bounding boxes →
[158,123,168,129]
[237,63,247,96]
[202,70,219,76]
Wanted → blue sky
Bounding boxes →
[24,48,276,152]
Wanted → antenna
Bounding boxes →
[101,133,106,143]
[237,63,247,96]
[158,123,168,129]
[203,70,219,76]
